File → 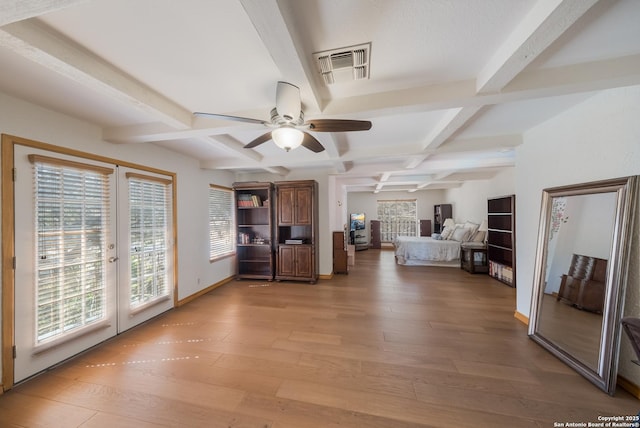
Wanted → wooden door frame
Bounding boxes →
[1,134,178,391]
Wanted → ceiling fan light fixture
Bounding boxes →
[272,127,304,152]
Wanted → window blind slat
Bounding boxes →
[208,186,234,260]
[33,159,110,344]
[128,177,172,309]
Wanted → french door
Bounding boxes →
[117,167,174,332]
[13,146,174,382]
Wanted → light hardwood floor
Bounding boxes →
[1,249,638,427]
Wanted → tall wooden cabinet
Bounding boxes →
[370,220,381,249]
[233,182,274,280]
[275,180,319,283]
[433,204,452,233]
[419,219,432,237]
[333,231,348,274]
[487,195,516,287]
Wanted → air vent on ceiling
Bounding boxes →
[313,43,371,85]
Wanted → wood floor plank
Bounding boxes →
[236,392,434,428]
[47,380,272,427]
[287,330,342,345]
[78,412,166,428]
[2,248,638,427]
[452,359,542,384]
[215,352,418,400]
[276,378,539,428]
[0,390,96,427]
[413,379,590,423]
[56,361,248,411]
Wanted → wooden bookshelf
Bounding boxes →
[487,195,515,287]
[233,182,274,280]
[434,204,452,233]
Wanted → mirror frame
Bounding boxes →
[528,176,638,395]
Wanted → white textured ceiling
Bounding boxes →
[0,0,639,193]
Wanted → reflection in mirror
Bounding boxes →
[528,177,638,395]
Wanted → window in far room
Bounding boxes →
[377,199,417,242]
[209,184,235,260]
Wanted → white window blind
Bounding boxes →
[31,155,112,344]
[209,185,235,260]
[127,174,172,308]
[377,199,418,242]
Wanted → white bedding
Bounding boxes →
[393,236,461,266]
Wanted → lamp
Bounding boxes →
[477,219,489,243]
[272,126,304,152]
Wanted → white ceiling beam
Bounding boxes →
[0,0,88,26]
[239,0,322,114]
[403,155,430,169]
[423,0,598,153]
[421,107,483,151]
[323,79,477,118]
[207,134,264,163]
[315,133,346,173]
[321,54,640,119]
[427,171,455,181]
[104,115,264,144]
[477,0,600,93]
[0,19,192,129]
[262,166,291,176]
[504,54,640,96]
[102,54,640,145]
[437,135,523,153]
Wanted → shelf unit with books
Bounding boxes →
[487,195,515,287]
[233,182,274,280]
[434,204,452,234]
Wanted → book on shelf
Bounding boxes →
[285,239,304,244]
[237,194,262,207]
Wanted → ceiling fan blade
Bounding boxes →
[301,132,325,153]
[244,132,273,149]
[193,112,266,125]
[276,81,301,121]
[307,119,372,132]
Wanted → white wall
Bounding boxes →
[445,168,516,224]
[515,85,640,383]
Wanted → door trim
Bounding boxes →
[1,134,178,391]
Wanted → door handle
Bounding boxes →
[109,256,119,263]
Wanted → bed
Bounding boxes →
[393,220,486,266]
[393,236,462,266]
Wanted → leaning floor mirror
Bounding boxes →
[528,176,638,394]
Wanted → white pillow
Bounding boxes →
[471,230,486,242]
[450,227,472,242]
[463,221,480,237]
[440,225,455,240]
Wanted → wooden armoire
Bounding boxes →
[274,180,319,283]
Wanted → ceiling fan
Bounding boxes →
[194,81,372,152]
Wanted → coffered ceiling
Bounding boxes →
[1,0,639,192]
